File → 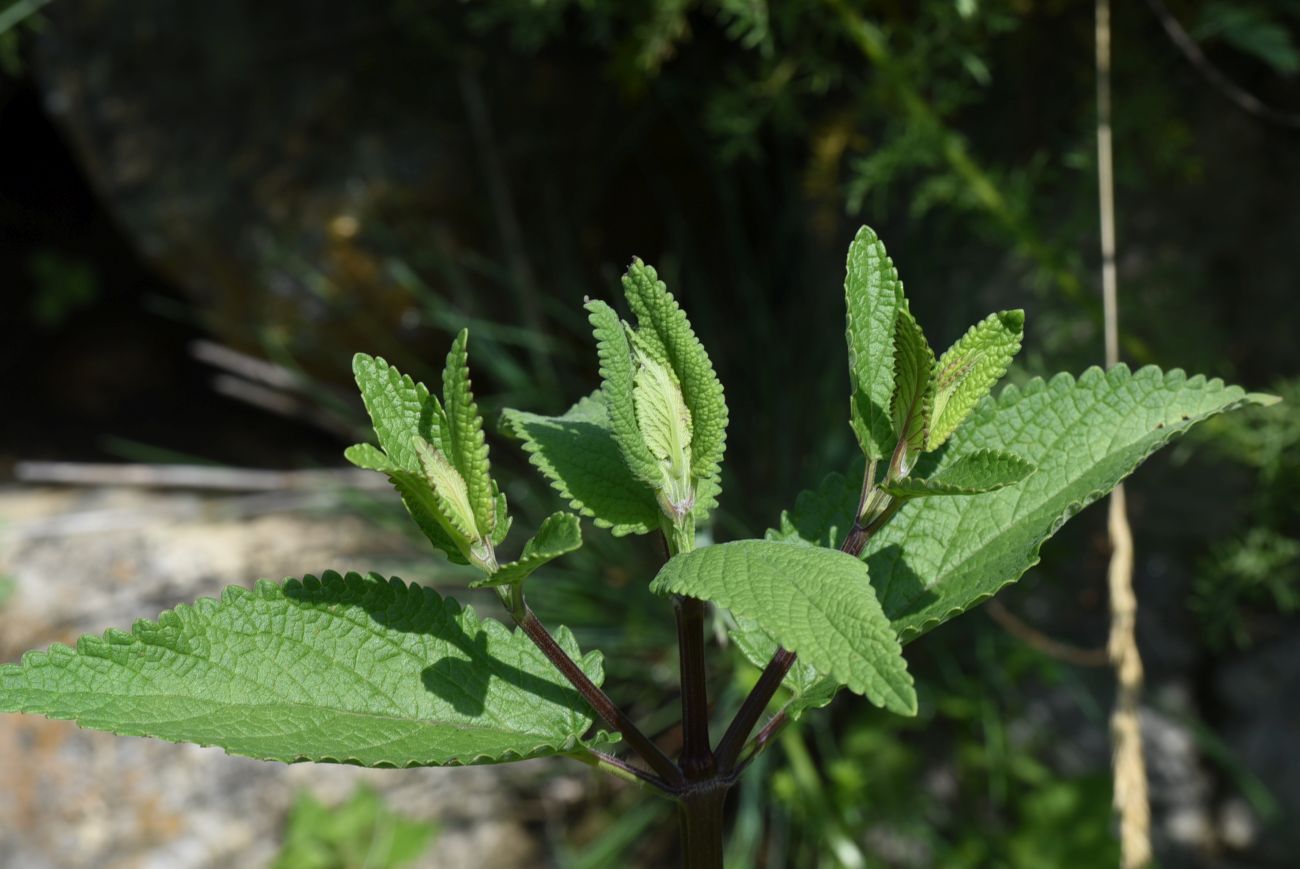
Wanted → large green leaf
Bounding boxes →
[650,540,915,715]
[0,572,608,766]
[621,259,728,491]
[774,366,1277,642]
[441,330,495,535]
[352,353,445,473]
[927,309,1024,450]
[845,226,904,462]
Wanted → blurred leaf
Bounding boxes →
[27,250,99,328]
[1196,1,1300,76]
[273,785,438,869]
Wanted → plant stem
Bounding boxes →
[676,595,715,779]
[676,781,730,869]
[714,647,796,772]
[503,587,684,786]
[735,708,790,775]
[569,747,676,797]
[661,521,714,780]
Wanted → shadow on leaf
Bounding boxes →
[284,572,589,720]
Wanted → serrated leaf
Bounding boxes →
[502,393,662,536]
[0,571,609,766]
[472,513,583,589]
[388,469,470,563]
[773,366,1276,643]
[586,300,660,486]
[927,309,1024,450]
[730,616,839,720]
[413,436,478,545]
[441,330,495,535]
[845,226,905,462]
[650,540,915,715]
[621,259,728,491]
[352,354,446,473]
[881,449,1035,498]
[890,305,935,477]
[491,486,511,547]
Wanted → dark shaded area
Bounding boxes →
[0,81,345,468]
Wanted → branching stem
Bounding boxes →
[501,585,684,787]
[719,465,898,770]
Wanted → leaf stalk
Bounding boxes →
[499,584,684,786]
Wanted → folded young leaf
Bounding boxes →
[352,353,446,473]
[773,366,1277,642]
[586,300,660,488]
[650,540,916,715]
[633,352,695,519]
[413,436,478,545]
[0,572,610,766]
[471,512,583,589]
[880,449,1034,499]
[890,305,935,477]
[621,259,728,492]
[729,616,840,720]
[927,309,1024,450]
[845,226,905,462]
[344,444,468,564]
[441,330,496,536]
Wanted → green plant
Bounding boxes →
[0,226,1276,865]
[273,785,439,869]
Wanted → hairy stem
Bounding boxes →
[503,586,683,786]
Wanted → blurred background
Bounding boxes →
[1,0,1298,866]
